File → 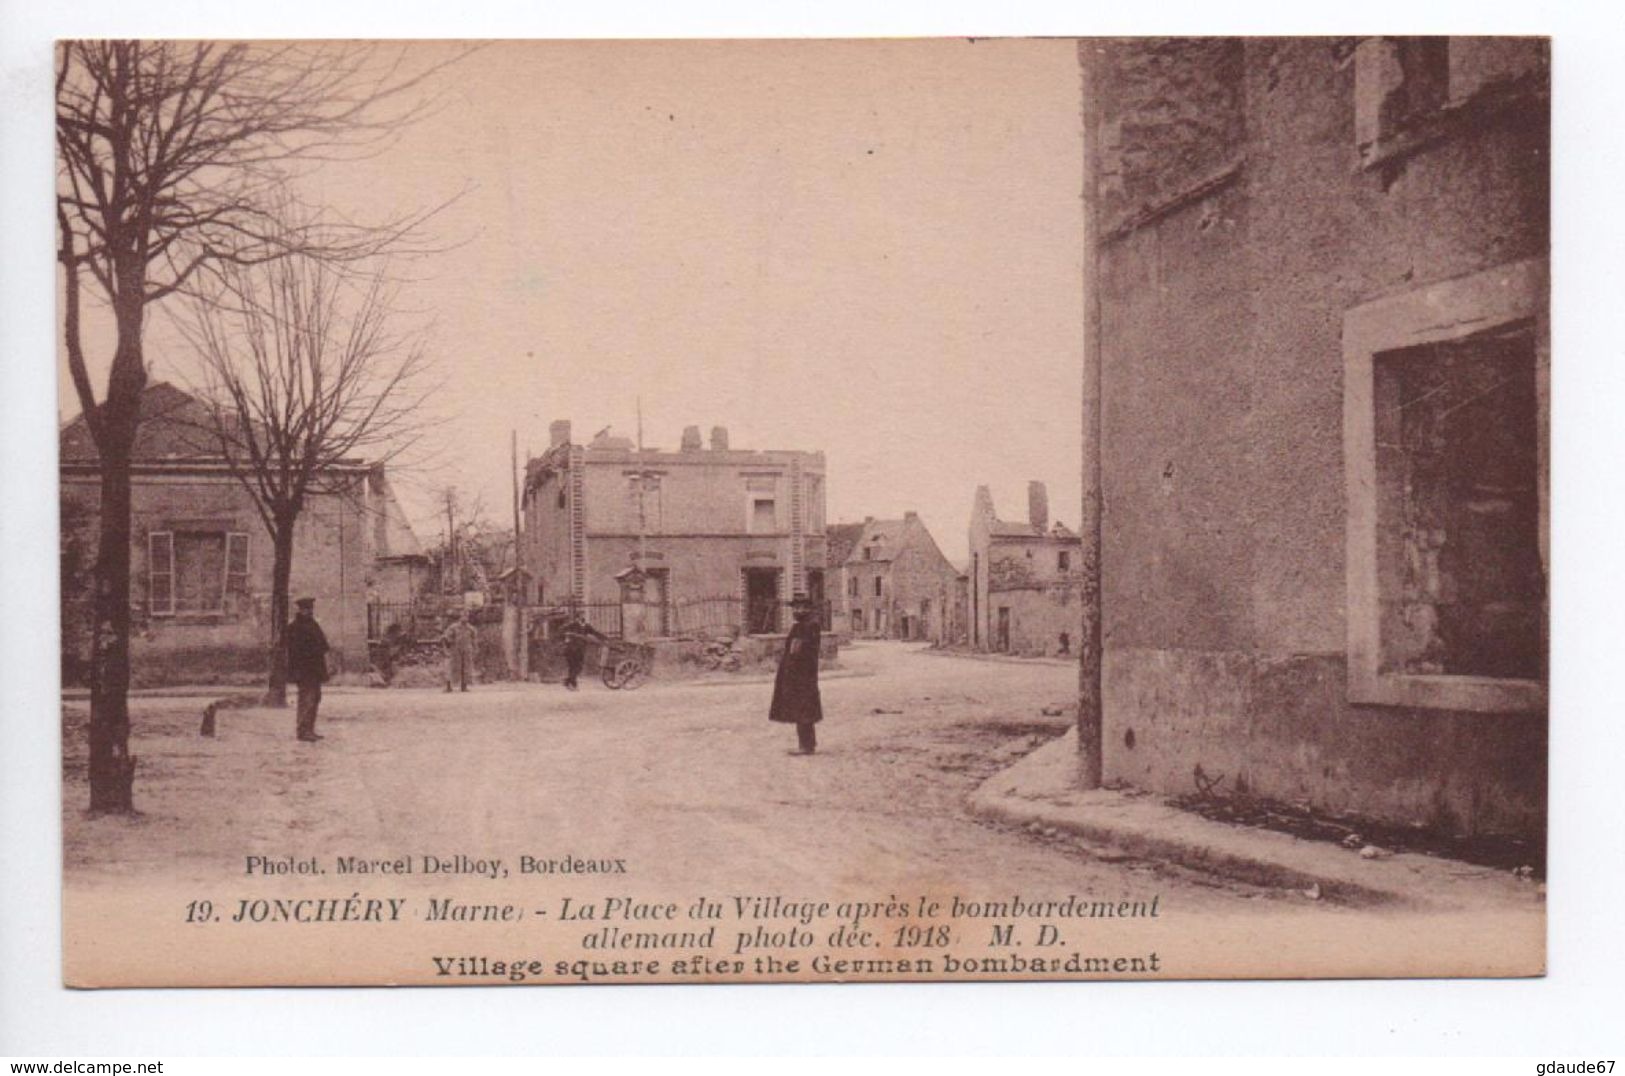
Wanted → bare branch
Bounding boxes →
[174,250,441,550]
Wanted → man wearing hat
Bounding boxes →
[769,593,823,755]
[284,596,330,742]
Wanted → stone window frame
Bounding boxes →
[148,528,252,618]
[748,497,777,534]
[740,471,781,534]
[1343,256,1548,713]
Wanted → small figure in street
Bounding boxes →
[284,596,330,743]
[442,610,478,693]
[561,608,608,690]
[769,593,823,755]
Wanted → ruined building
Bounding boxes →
[968,481,1084,657]
[1081,37,1548,838]
[833,512,963,644]
[520,421,828,636]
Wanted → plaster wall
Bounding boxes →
[62,473,371,684]
[1088,37,1548,837]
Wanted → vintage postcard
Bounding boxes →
[57,37,1548,987]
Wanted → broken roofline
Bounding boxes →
[523,437,824,493]
[989,529,1081,542]
[580,445,825,463]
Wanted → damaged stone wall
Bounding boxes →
[1085,37,1548,839]
[1094,37,1246,237]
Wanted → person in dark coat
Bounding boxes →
[284,596,330,742]
[560,608,608,690]
[769,593,823,755]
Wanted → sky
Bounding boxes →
[61,39,1085,563]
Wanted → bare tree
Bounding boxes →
[178,255,436,707]
[57,41,459,811]
[430,486,492,596]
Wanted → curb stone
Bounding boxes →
[968,729,1541,912]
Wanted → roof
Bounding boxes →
[825,522,866,567]
[849,518,909,564]
[991,520,1081,542]
[61,381,369,475]
[375,478,425,558]
[59,382,219,462]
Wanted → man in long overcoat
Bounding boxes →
[443,610,478,692]
[284,596,330,742]
[769,593,823,755]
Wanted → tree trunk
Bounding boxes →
[264,519,296,707]
[86,295,146,814]
[87,445,137,812]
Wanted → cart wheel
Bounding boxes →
[620,662,648,691]
[604,657,638,689]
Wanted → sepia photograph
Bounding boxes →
[48,35,1551,989]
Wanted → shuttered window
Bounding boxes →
[149,530,248,615]
[226,533,250,598]
[148,531,175,616]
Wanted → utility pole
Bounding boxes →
[511,429,524,596]
[444,491,457,597]
[511,428,528,678]
[635,397,648,571]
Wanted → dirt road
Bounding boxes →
[64,641,1268,907]
[62,641,1550,986]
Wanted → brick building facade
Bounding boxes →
[1081,38,1548,838]
[520,420,828,637]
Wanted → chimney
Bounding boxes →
[1028,480,1049,532]
[680,425,703,452]
[904,510,919,522]
[549,420,572,448]
[710,425,730,451]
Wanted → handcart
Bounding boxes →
[599,639,654,690]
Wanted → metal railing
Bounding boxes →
[367,600,425,642]
[524,595,832,641]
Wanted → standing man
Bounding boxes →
[560,607,607,690]
[443,610,478,692]
[769,593,823,755]
[284,596,330,743]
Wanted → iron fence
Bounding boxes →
[367,600,425,642]
[367,596,507,641]
[525,595,832,641]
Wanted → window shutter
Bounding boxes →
[149,532,174,615]
[226,533,250,599]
